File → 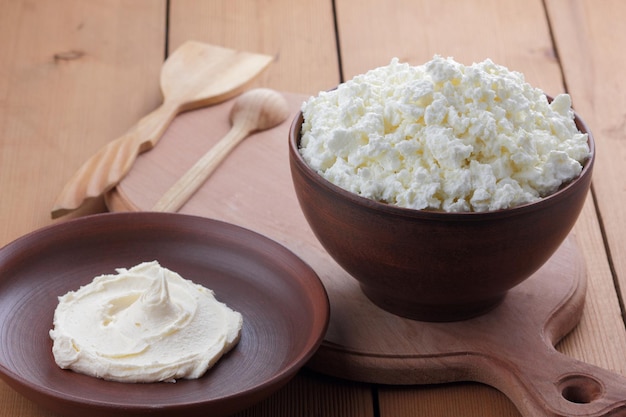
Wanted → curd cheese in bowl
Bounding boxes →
[49,261,242,383]
[289,56,594,321]
[299,56,590,212]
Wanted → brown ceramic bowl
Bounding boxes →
[289,110,595,322]
[0,212,329,417]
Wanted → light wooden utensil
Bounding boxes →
[51,41,273,219]
[151,88,289,213]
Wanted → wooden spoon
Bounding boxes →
[51,41,273,219]
[151,88,290,213]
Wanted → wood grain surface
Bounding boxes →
[2,1,626,416]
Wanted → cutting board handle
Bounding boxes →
[486,336,626,416]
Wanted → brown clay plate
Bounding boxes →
[0,212,329,417]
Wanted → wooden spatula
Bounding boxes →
[51,41,272,219]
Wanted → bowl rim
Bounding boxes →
[289,107,595,221]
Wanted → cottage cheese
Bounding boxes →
[49,261,242,383]
[299,56,590,212]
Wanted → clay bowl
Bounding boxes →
[289,111,595,322]
[0,212,329,417]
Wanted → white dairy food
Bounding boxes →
[299,56,591,212]
[49,261,243,383]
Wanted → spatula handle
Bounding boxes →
[51,101,179,218]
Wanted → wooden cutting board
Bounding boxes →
[107,92,626,417]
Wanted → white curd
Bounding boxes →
[49,261,242,383]
[300,56,591,212]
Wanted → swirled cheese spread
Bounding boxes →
[49,261,242,383]
[300,56,591,212]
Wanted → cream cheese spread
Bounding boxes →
[300,56,591,212]
[49,261,243,383]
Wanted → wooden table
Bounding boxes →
[1,1,625,416]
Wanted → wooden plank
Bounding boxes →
[0,0,167,247]
[546,0,626,336]
[168,0,340,95]
[336,0,563,94]
[378,384,519,417]
[165,2,374,417]
[334,0,626,415]
[0,0,166,415]
[236,371,374,417]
